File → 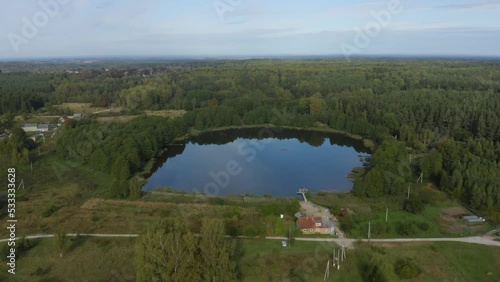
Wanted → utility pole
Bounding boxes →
[417,173,423,183]
[407,186,411,200]
[288,228,291,248]
[336,250,340,270]
[17,179,25,190]
[368,222,371,243]
[324,260,330,281]
[385,207,388,223]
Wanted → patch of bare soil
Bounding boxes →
[443,207,467,216]
[438,207,469,234]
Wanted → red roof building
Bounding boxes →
[296,216,335,235]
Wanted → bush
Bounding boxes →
[242,225,258,237]
[417,222,430,232]
[42,203,59,217]
[209,197,225,206]
[225,221,240,237]
[396,222,419,236]
[394,257,422,279]
[18,236,34,252]
[371,223,392,236]
[339,217,354,234]
[403,197,425,214]
[0,243,9,257]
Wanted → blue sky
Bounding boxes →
[1,0,499,58]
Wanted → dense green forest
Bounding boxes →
[1,59,499,220]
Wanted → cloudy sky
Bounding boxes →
[1,0,499,59]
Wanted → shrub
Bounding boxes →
[396,222,419,236]
[42,203,59,217]
[242,225,258,237]
[209,197,225,206]
[394,257,422,279]
[417,222,430,232]
[403,197,425,214]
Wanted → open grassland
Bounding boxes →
[54,103,122,115]
[0,237,136,282]
[13,115,60,123]
[1,238,499,281]
[91,110,186,122]
[144,109,186,119]
[95,116,139,123]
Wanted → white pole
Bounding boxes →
[341,245,344,262]
[368,222,371,243]
[386,207,388,222]
[324,260,329,281]
[288,229,291,248]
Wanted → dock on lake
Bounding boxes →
[297,187,308,202]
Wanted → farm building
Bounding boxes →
[58,115,69,124]
[37,124,50,132]
[21,123,39,132]
[297,216,335,235]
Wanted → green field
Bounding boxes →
[1,237,499,281]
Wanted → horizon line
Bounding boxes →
[1,54,500,63]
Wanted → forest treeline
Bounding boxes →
[1,59,499,218]
[55,116,186,198]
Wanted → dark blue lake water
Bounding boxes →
[143,128,370,196]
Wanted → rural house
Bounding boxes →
[297,216,335,235]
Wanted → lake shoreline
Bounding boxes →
[136,124,373,196]
[140,123,374,177]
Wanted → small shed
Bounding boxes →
[462,215,485,223]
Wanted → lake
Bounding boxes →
[142,127,370,196]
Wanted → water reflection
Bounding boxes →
[143,128,370,196]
